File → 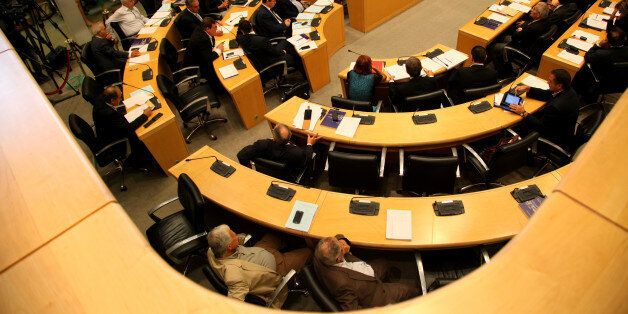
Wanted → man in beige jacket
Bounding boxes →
[206,224,311,306]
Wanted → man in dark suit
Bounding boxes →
[509,69,579,145]
[185,17,224,87]
[388,56,438,111]
[273,0,305,20]
[313,235,419,310]
[255,0,292,37]
[546,0,578,27]
[447,46,498,104]
[90,22,141,73]
[175,0,204,40]
[237,124,320,170]
[201,0,230,15]
[92,86,152,165]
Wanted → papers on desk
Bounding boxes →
[129,43,149,53]
[585,18,607,30]
[420,57,445,73]
[384,64,410,81]
[511,0,531,4]
[296,40,318,53]
[386,210,412,241]
[292,21,312,29]
[226,11,248,26]
[138,27,158,35]
[129,84,155,98]
[566,38,594,51]
[288,34,310,47]
[223,48,244,60]
[335,116,361,138]
[488,4,517,16]
[313,0,333,6]
[603,6,617,15]
[487,13,510,24]
[293,102,323,130]
[146,18,165,26]
[292,27,313,36]
[305,5,325,13]
[508,2,530,13]
[156,4,171,12]
[152,11,171,19]
[296,13,316,20]
[572,30,600,43]
[285,200,318,232]
[521,75,549,90]
[557,50,584,65]
[128,53,150,64]
[431,49,468,70]
[123,92,153,110]
[589,13,611,21]
[124,104,149,122]
[219,25,234,34]
[218,64,239,79]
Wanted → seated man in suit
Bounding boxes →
[546,0,578,27]
[201,0,230,15]
[237,124,320,170]
[314,235,419,310]
[185,17,224,88]
[207,224,311,306]
[388,57,438,111]
[509,69,579,146]
[274,0,307,20]
[175,0,204,40]
[447,46,498,104]
[106,0,149,37]
[255,0,292,37]
[92,86,152,166]
[90,22,141,73]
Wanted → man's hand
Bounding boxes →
[143,107,153,117]
[284,19,292,26]
[307,133,322,145]
[514,84,530,95]
[509,104,525,115]
[216,43,225,54]
[130,50,141,58]
[219,0,229,9]
[338,239,350,254]
[425,70,435,77]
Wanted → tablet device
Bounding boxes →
[496,92,522,113]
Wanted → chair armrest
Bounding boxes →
[451,147,460,178]
[324,142,336,171]
[506,128,520,139]
[173,66,200,77]
[269,37,287,44]
[399,149,405,176]
[260,61,287,77]
[147,196,179,221]
[462,143,489,172]
[180,38,190,47]
[585,63,600,84]
[266,269,297,307]
[165,231,208,264]
[374,100,383,113]
[379,147,387,178]
[94,138,129,158]
[175,75,201,89]
[442,90,454,107]
[95,69,121,79]
[538,137,572,159]
[180,96,208,114]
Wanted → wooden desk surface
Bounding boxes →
[169,146,563,249]
[0,50,115,272]
[266,73,545,150]
[537,0,607,79]
[346,0,420,33]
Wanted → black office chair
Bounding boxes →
[529,25,558,61]
[330,95,382,112]
[109,21,136,51]
[498,46,532,84]
[242,46,295,95]
[583,61,628,105]
[402,89,453,112]
[462,83,502,102]
[559,9,582,35]
[534,109,605,176]
[301,265,340,312]
[68,113,130,191]
[159,37,199,84]
[327,150,382,193]
[81,41,122,88]
[157,74,227,142]
[250,156,312,184]
[460,131,539,192]
[280,81,311,102]
[81,76,102,106]
[146,173,209,275]
[400,154,459,196]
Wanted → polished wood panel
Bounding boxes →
[347,0,420,33]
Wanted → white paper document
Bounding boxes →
[521,75,549,90]
[572,30,600,43]
[589,13,611,21]
[156,4,171,12]
[557,50,584,65]
[152,11,171,19]
[566,38,594,51]
[305,5,325,13]
[288,34,310,47]
[218,64,239,79]
[313,0,332,6]
[292,27,313,36]
[487,13,510,23]
[511,0,531,4]
[124,104,148,122]
[123,93,152,110]
[292,21,312,29]
[138,27,158,35]
[384,64,411,81]
[335,116,361,138]
[285,201,318,232]
[420,57,445,73]
[146,18,165,27]
[603,6,617,15]
[386,209,412,241]
[434,49,468,70]
[129,44,149,53]
[128,53,150,64]
[296,40,318,53]
[585,18,607,30]
[296,13,316,20]
[129,84,155,98]
[293,102,323,130]
[223,48,244,60]
[509,2,531,13]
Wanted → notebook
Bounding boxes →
[386,209,412,240]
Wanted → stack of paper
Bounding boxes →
[223,48,244,60]
[129,44,149,53]
[288,34,311,47]
[128,54,150,64]
[386,210,412,241]
[285,201,318,232]
[292,21,312,29]
[146,18,165,27]
[313,0,332,6]
[384,64,410,81]
[521,75,550,90]
[511,0,531,4]
[566,38,594,52]
[509,2,531,13]
[218,64,238,79]
[572,30,600,43]
[433,49,468,70]
[557,50,584,65]
[585,18,607,30]
[293,27,313,36]
[293,102,323,130]
[156,4,171,12]
[124,104,149,122]
[296,13,316,20]
[603,5,617,15]
[589,13,611,21]
[129,85,155,98]
[487,13,510,23]
[138,27,158,35]
[305,5,325,13]
[335,116,361,138]
[152,11,171,19]
[420,57,445,73]
[123,93,152,110]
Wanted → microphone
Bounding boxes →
[185,155,236,177]
[396,56,412,65]
[121,82,161,109]
[185,155,217,162]
[348,196,380,216]
[126,61,153,80]
[411,107,437,125]
[221,19,241,49]
[347,49,365,56]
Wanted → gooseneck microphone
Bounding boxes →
[126,60,153,80]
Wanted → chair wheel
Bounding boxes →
[209,134,217,140]
[120,185,127,191]
[185,139,191,144]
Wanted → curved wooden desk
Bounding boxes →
[1,26,627,313]
[346,0,420,33]
[168,145,565,249]
[266,73,545,151]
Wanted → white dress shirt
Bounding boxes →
[335,259,375,277]
[289,0,305,12]
[107,6,149,37]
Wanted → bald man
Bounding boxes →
[236,124,320,172]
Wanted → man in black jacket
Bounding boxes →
[447,46,498,104]
[546,0,578,27]
[237,124,320,170]
[509,69,579,145]
[255,0,292,37]
[273,0,305,20]
[388,57,438,111]
[201,0,230,15]
[185,17,224,87]
[175,0,204,40]
[90,22,141,73]
[92,86,152,165]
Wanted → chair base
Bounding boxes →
[184,114,228,143]
[459,182,504,193]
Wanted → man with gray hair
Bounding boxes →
[313,235,419,310]
[206,224,311,304]
[106,0,149,37]
[90,22,141,73]
[388,56,438,111]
